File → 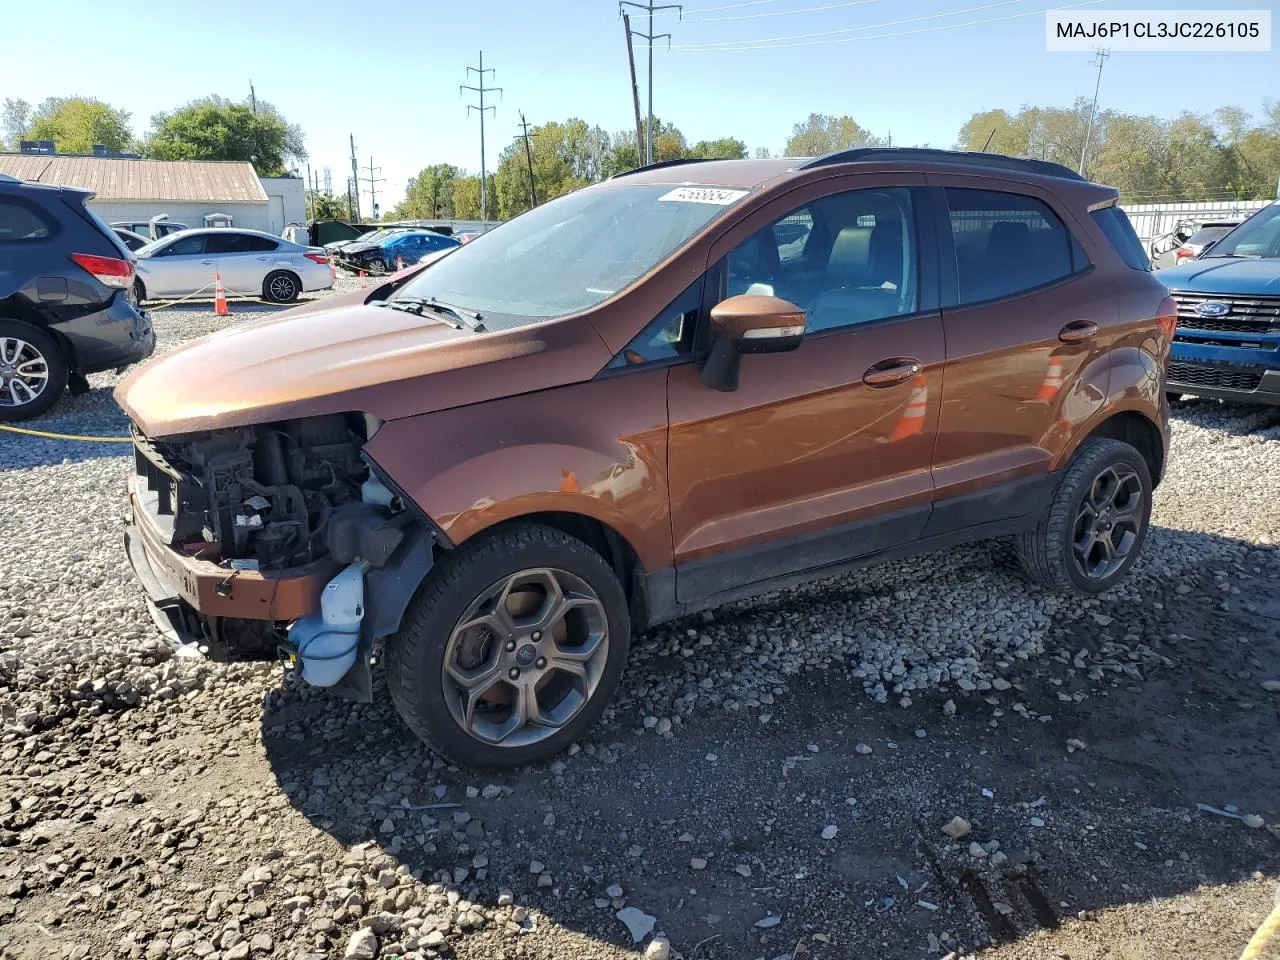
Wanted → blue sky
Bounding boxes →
[1,0,1275,213]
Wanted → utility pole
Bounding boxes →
[622,13,645,161]
[249,81,257,114]
[305,162,313,221]
[362,156,386,221]
[461,51,502,222]
[349,135,361,222]
[621,0,681,165]
[1078,47,1109,176]
[516,112,538,208]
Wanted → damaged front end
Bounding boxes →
[124,412,436,700]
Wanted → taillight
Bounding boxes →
[304,252,329,265]
[70,253,135,289]
[1156,295,1177,341]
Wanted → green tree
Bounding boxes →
[393,164,462,220]
[492,119,611,219]
[452,176,484,220]
[690,137,747,160]
[602,117,689,177]
[307,191,356,221]
[24,97,133,154]
[145,97,305,176]
[2,98,31,149]
[784,114,886,156]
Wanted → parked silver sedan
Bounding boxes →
[133,228,334,304]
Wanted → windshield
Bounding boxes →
[393,183,749,330]
[1204,204,1280,258]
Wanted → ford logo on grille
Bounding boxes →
[1194,301,1231,318]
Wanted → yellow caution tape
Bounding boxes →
[0,424,131,443]
[1240,895,1280,960]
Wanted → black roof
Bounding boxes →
[801,148,1086,182]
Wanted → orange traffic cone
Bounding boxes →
[1035,358,1064,402]
[214,272,229,317]
[359,269,368,289]
[889,374,929,441]
[329,256,336,281]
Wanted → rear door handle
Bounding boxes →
[200,259,214,265]
[1059,320,1098,343]
[863,358,921,388]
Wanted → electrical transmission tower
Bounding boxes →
[461,51,502,222]
[362,157,386,221]
[620,0,682,165]
[1078,47,1110,176]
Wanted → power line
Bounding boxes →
[669,0,1110,50]
[684,0,887,22]
[621,0,683,164]
[461,50,502,222]
[1078,47,1110,176]
[676,0,1026,47]
[655,0,786,16]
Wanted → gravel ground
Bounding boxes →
[2,288,1278,960]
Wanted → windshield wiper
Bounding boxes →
[425,296,485,331]
[382,296,485,332]
[375,297,462,329]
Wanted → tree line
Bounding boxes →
[6,94,1277,224]
[1,95,306,178]
[395,101,1280,223]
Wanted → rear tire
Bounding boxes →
[386,522,631,769]
[263,271,300,303]
[366,257,388,275]
[132,278,146,305]
[0,319,68,422]
[1015,437,1152,595]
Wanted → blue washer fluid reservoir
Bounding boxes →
[288,560,368,687]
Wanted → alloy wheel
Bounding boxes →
[441,567,610,747]
[1072,465,1144,580]
[0,337,50,409]
[269,274,298,301]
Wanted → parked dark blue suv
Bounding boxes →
[0,174,154,420]
[1159,200,1280,404]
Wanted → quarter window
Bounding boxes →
[0,199,54,242]
[608,278,703,369]
[946,188,1086,304]
[722,186,918,334]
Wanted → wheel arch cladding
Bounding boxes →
[1076,410,1165,486]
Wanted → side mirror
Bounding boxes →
[699,294,805,392]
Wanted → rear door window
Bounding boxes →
[946,188,1088,304]
[0,198,54,242]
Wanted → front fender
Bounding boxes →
[364,369,673,571]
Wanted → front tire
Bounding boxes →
[0,319,68,422]
[386,523,631,768]
[366,257,388,275]
[1015,437,1152,595]
[264,271,300,303]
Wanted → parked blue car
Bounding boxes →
[1160,200,1280,404]
[340,230,460,273]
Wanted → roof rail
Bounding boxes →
[609,157,716,180]
[800,147,1086,182]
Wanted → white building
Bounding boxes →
[0,154,305,235]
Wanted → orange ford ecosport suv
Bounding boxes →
[117,149,1174,767]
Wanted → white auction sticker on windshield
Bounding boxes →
[658,186,749,205]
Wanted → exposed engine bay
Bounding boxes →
[132,413,406,574]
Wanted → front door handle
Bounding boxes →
[1059,320,1098,343]
[863,358,921,388]
[200,259,214,265]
